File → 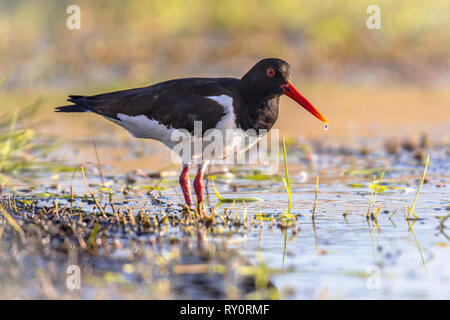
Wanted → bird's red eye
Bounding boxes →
[266,68,275,77]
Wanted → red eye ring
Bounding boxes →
[266,67,275,77]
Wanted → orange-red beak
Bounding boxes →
[281,82,328,124]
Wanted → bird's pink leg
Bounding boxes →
[179,164,192,207]
[194,161,211,208]
[193,166,205,206]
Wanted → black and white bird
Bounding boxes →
[56,58,328,209]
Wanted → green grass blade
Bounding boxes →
[282,137,292,213]
[312,176,319,220]
[210,177,261,203]
[408,154,430,219]
[210,177,223,201]
[0,205,24,237]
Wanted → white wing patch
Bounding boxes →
[205,95,236,130]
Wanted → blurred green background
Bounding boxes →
[0,0,449,148]
[1,0,449,90]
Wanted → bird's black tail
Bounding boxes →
[55,95,89,113]
[54,105,88,112]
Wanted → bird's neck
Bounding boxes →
[238,83,280,132]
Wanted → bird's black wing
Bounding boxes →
[56,78,239,134]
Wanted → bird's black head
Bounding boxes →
[241,58,292,98]
[240,58,328,124]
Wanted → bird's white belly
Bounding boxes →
[105,94,260,164]
[108,113,178,148]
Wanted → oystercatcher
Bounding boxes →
[56,58,328,208]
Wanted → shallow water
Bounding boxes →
[169,145,449,299]
[1,134,449,299]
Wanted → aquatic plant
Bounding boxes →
[0,104,73,183]
[81,165,107,218]
[312,176,319,220]
[367,171,384,220]
[0,203,24,237]
[281,137,292,213]
[210,176,262,204]
[407,154,430,219]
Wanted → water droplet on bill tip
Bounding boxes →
[324,124,329,131]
